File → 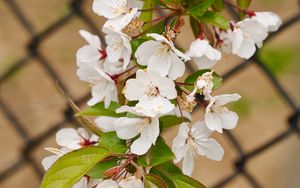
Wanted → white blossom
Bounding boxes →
[56,128,98,150]
[41,147,71,171]
[104,29,132,70]
[187,71,214,101]
[119,176,143,188]
[92,0,139,32]
[76,30,105,64]
[251,12,281,32]
[220,19,268,59]
[76,60,118,108]
[115,106,160,155]
[96,176,143,188]
[186,38,221,69]
[73,177,102,188]
[135,33,190,80]
[205,94,241,133]
[172,122,224,176]
[123,69,177,117]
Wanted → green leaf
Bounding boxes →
[150,168,176,188]
[212,0,225,11]
[149,161,181,188]
[77,101,124,117]
[159,0,183,9]
[140,0,153,31]
[137,137,174,167]
[237,0,252,18]
[172,174,206,188]
[237,0,251,9]
[200,11,230,29]
[99,132,128,154]
[158,161,182,174]
[87,159,118,179]
[41,147,110,188]
[184,69,222,91]
[189,0,214,19]
[145,174,168,188]
[159,115,190,129]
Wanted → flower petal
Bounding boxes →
[115,117,143,139]
[182,150,194,176]
[56,128,82,149]
[95,116,117,132]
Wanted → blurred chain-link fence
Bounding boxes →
[0,0,299,187]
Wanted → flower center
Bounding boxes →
[211,104,228,113]
[155,43,170,57]
[146,84,159,97]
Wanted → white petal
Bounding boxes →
[188,39,209,57]
[130,128,153,155]
[253,12,282,32]
[135,40,162,66]
[77,128,90,140]
[116,105,144,116]
[41,155,58,171]
[72,177,88,188]
[115,117,143,139]
[124,78,147,101]
[172,123,189,163]
[56,128,82,149]
[205,111,223,133]
[213,94,241,106]
[143,117,160,145]
[195,138,224,161]
[147,50,172,77]
[92,0,127,19]
[238,18,268,44]
[236,36,256,59]
[182,150,194,176]
[157,76,177,99]
[119,176,144,188]
[96,179,119,188]
[95,116,117,132]
[147,33,169,42]
[168,53,185,80]
[193,56,218,69]
[79,30,101,50]
[76,46,101,63]
[191,121,212,139]
[103,8,138,32]
[219,111,239,130]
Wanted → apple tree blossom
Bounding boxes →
[41,0,281,188]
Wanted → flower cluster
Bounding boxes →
[41,0,281,187]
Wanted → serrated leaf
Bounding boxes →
[137,137,174,167]
[159,115,190,129]
[189,0,214,19]
[77,102,124,117]
[99,132,128,154]
[172,174,206,188]
[41,147,110,188]
[200,11,229,29]
[184,69,222,91]
[87,159,118,179]
[145,174,168,188]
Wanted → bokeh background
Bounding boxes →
[0,0,299,188]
